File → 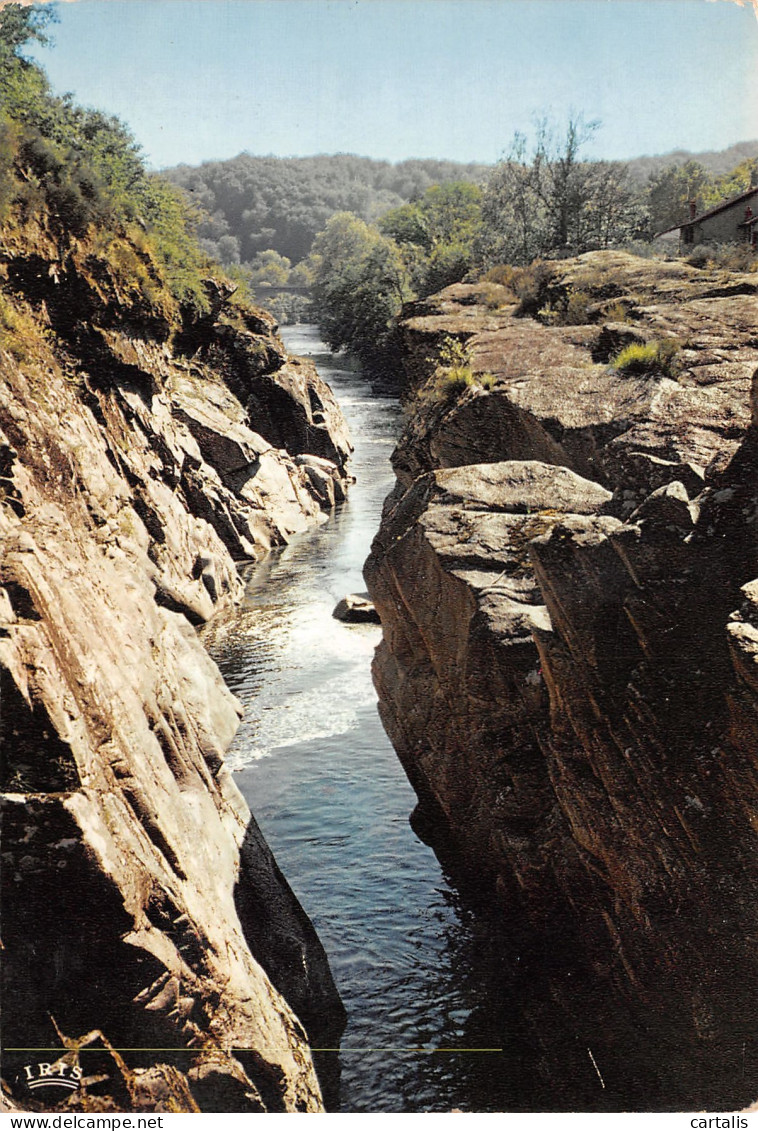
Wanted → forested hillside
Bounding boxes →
[626,138,758,183]
[163,153,490,270]
[163,141,758,283]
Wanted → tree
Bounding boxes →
[574,160,644,249]
[480,131,548,265]
[249,248,291,286]
[0,3,57,128]
[310,212,414,383]
[702,157,758,210]
[0,3,55,60]
[537,115,600,250]
[480,116,639,265]
[216,233,241,265]
[646,160,712,234]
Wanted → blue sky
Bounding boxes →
[25,0,758,170]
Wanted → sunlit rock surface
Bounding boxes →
[0,213,348,1111]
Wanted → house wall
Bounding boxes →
[692,190,758,245]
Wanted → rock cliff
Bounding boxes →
[366,251,758,1107]
[0,209,349,1111]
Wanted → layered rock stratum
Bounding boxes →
[366,251,758,1107]
[0,211,349,1112]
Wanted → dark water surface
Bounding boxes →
[203,327,754,1114]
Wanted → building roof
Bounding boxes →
[656,185,758,237]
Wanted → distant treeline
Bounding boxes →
[163,154,490,268]
[161,131,758,381]
[624,140,758,184]
[163,140,758,280]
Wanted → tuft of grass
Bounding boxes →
[481,260,555,317]
[561,287,592,325]
[610,337,681,378]
[438,368,474,394]
[483,263,518,288]
[480,281,511,310]
[429,336,476,398]
[412,335,496,407]
[539,286,593,326]
[604,299,632,324]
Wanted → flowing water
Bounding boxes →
[202,327,750,1114]
[204,325,523,1112]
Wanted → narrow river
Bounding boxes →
[203,326,757,1114]
[204,325,521,1113]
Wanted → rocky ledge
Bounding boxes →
[0,215,350,1111]
[365,250,758,1106]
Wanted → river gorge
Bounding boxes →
[208,313,758,1114]
[2,223,758,1114]
[204,325,505,1113]
[203,325,614,1114]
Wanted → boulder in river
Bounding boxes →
[333,592,381,624]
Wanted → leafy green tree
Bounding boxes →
[481,132,548,266]
[646,159,712,233]
[0,5,66,139]
[0,3,55,73]
[289,259,314,288]
[570,159,645,249]
[381,182,481,252]
[249,248,291,286]
[216,233,241,265]
[379,181,482,295]
[702,157,758,210]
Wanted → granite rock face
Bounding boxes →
[0,214,348,1111]
[366,251,758,1104]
